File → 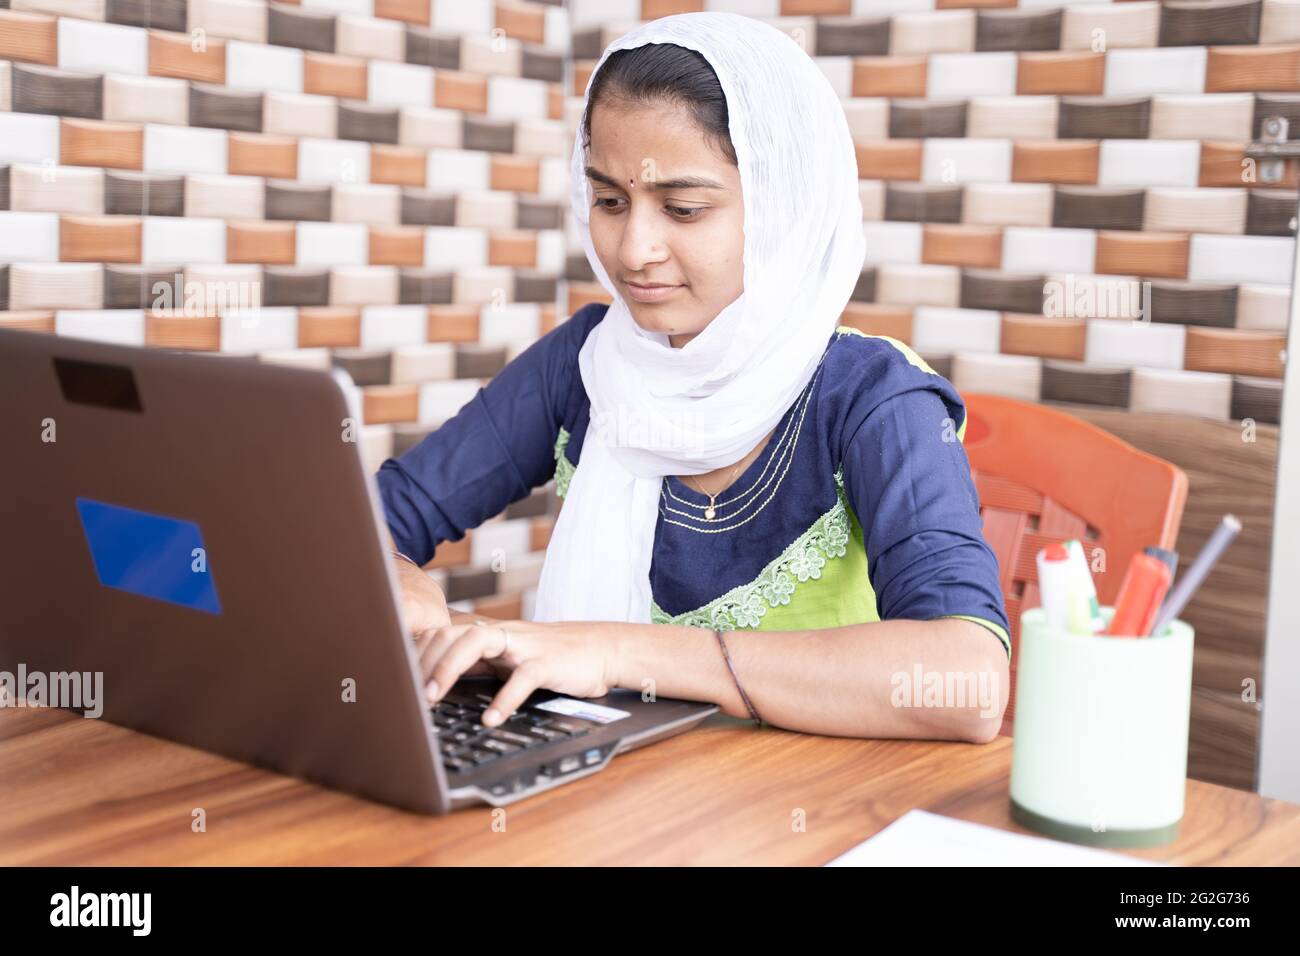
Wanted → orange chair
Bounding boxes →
[960,394,1188,737]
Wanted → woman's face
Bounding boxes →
[585,97,745,349]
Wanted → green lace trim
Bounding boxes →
[650,468,852,631]
[554,426,575,498]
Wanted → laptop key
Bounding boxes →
[487,729,537,748]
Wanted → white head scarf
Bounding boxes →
[532,11,865,624]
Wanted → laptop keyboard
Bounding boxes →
[432,691,596,775]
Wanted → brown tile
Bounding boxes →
[303,51,368,100]
[780,0,851,13]
[59,118,143,170]
[642,0,705,18]
[1016,51,1105,95]
[855,140,924,181]
[572,61,595,97]
[0,10,58,65]
[298,306,361,347]
[1200,141,1293,188]
[374,0,429,25]
[494,0,546,45]
[1000,313,1086,360]
[565,282,612,314]
[1185,327,1285,377]
[369,226,425,266]
[434,69,488,113]
[548,83,564,121]
[839,302,914,340]
[371,144,427,187]
[853,56,928,98]
[228,132,299,179]
[426,305,480,342]
[1012,141,1100,184]
[490,154,540,193]
[1205,45,1300,93]
[489,230,536,267]
[148,28,226,84]
[530,516,554,552]
[144,312,221,350]
[227,220,296,265]
[427,536,470,569]
[363,385,420,424]
[938,0,1015,6]
[59,215,141,263]
[0,310,55,332]
[922,224,1003,268]
[1095,230,1190,279]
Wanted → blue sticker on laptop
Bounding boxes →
[75,497,221,615]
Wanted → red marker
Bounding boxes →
[1105,552,1172,638]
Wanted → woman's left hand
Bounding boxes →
[415,620,622,727]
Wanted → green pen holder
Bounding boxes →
[1009,605,1195,849]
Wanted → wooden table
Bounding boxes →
[2,707,1297,865]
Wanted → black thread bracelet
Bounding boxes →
[714,628,764,728]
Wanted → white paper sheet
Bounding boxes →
[824,809,1170,866]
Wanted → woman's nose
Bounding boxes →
[617,204,669,271]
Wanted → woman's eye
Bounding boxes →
[594,197,623,212]
[666,205,702,220]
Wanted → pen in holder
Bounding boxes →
[1009,605,1195,849]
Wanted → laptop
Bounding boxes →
[0,328,718,814]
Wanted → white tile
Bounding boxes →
[1261,0,1300,43]
[842,98,891,141]
[1003,227,1097,274]
[1098,140,1200,188]
[9,163,102,215]
[188,0,268,43]
[425,227,488,268]
[863,221,924,265]
[813,56,853,99]
[103,74,190,126]
[480,303,541,345]
[221,306,298,351]
[144,124,228,175]
[336,13,405,61]
[399,106,463,150]
[876,263,961,308]
[391,343,455,384]
[426,148,491,192]
[368,60,434,108]
[1085,319,1186,370]
[418,379,481,426]
[360,305,427,349]
[264,91,337,139]
[851,0,934,11]
[543,5,570,51]
[298,137,370,185]
[514,118,567,158]
[570,0,638,28]
[927,52,1017,99]
[141,217,226,264]
[911,306,1001,354]
[1131,367,1233,419]
[301,0,371,15]
[431,0,495,32]
[536,229,566,274]
[922,139,1013,184]
[183,173,264,220]
[1104,47,1208,96]
[486,75,550,122]
[9,262,103,309]
[1236,284,1292,330]
[1043,273,1144,321]
[951,352,1042,402]
[1188,235,1296,285]
[889,10,976,55]
[1148,94,1253,141]
[538,157,569,198]
[0,113,60,166]
[470,520,532,567]
[966,96,1058,140]
[57,18,147,76]
[296,222,369,267]
[55,310,145,346]
[1062,2,1159,50]
[226,40,303,94]
[0,211,59,262]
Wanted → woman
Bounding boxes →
[378,12,1011,741]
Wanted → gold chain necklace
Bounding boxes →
[683,459,745,521]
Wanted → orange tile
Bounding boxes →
[573,61,595,97]
[537,302,557,335]
[0,10,58,65]
[495,1,546,45]
[529,516,554,552]
[548,83,564,121]
[427,536,470,569]
[59,215,141,263]
[780,0,851,13]
[304,51,368,100]
[937,0,1015,6]
[853,56,928,98]
[642,0,705,19]
[489,230,537,268]
[1000,314,1086,361]
[1205,45,1300,93]
[1185,328,1285,377]
[363,385,420,424]
[490,154,540,193]
[1012,141,1100,185]
[1095,231,1189,279]
[839,303,914,341]
[373,0,430,25]
[227,220,296,265]
[59,118,143,170]
[1016,52,1105,95]
[434,69,488,113]
[565,282,612,314]
[0,310,55,332]
[371,143,427,187]
[473,593,523,619]
[922,224,1003,269]
[145,312,221,350]
[427,306,480,342]
[1196,141,1294,188]
[298,306,361,348]
[228,132,299,180]
[148,29,226,83]
[855,140,924,181]
[369,226,425,266]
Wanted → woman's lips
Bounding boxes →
[623,281,683,303]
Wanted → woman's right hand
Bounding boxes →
[392,556,452,634]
